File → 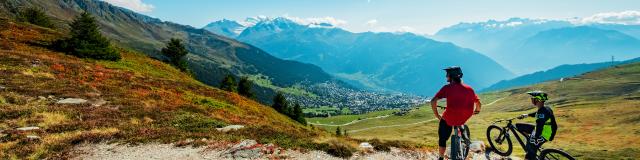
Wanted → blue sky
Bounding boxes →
[102,0,640,34]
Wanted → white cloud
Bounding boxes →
[366,19,378,27]
[101,0,154,13]
[576,10,640,25]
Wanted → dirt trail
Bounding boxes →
[70,141,514,160]
[309,115,391,126]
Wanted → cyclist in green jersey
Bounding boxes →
[516,91,558,160]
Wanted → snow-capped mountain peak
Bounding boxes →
[203,16,345,38]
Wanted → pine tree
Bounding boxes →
[237,76,256,99]
[57,12,120,61]
[161,38,189,71]
[293,103,307,125]
[17,7,53,28]
[220,74,237,92]
[336,127,342,136]
[271,92,289,115]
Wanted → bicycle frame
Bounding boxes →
[496,119,540,152]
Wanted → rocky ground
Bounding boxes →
[70,139,519,160]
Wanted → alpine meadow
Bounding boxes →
[0,0,639,159]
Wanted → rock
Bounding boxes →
[16,126,40,131]
[232,139,257,150]
[359,142,374,150]
[470,141,486,153]
[26,135,40,140]
[91,99,107,107]
[216,125,245,132]
[225,139,263,159]
[56,98,88,104]
[233,147,262,159]
[0,85,5,90]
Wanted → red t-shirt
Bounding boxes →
[434,83,479,126]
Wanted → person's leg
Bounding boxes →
[525,138,546,160]
[516,123,535,136]
[438,119,452,159]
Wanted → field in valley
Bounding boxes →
[308,62,640,159]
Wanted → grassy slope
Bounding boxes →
[0,21,328,159]
[312,62,640,159]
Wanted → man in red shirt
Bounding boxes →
[430,66,482,160]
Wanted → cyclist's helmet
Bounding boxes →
[527,91,549,101]
[443,66,463,78]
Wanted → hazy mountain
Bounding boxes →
[511,26,640,73]
[434,18,640,74]
[205,17,515,96]
[483,57,640,92]
[434,18,573,58]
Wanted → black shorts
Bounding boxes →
[438,119,452,147]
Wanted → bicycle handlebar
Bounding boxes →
[492,116,525,123]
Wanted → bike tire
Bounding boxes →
[539,148,575,160]
[462,125,471,159]
[450,134,461,160]
[486,125,512,156]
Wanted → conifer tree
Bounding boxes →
[238,76,256,99]
[161,38,189,71]
[56,12,120,61]
[220,74,237,92]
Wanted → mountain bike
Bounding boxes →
[437,106,471,160]
[486,115,574,160]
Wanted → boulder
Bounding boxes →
[231,139,258,150]
[359,142,374,150]
[470,141,486,153]
[225,139,263,159]
[92,99,107,107]
[16,126,40,131]
[56,98,88,104]
[26,135,41,140]
[216,125,245,132]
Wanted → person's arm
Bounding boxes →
[473,93,481,114]
[474,99,481,114]
[527,112,537,117]
[432,86,447,120]
[431,97,442,120]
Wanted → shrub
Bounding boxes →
[324,142,355,158]
[369,138,415,152]
[54,12,120,61]
[17,7,53,28]
[171,112,226,132]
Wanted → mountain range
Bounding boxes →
[482,57,640,92]
[434,18,640,74]
[0,0,431,109]
[204,17,515,96]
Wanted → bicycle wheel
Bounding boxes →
[539,148,575,160]
[450,134,461,160]
[462,125,471,159]
[486,125,512,156]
